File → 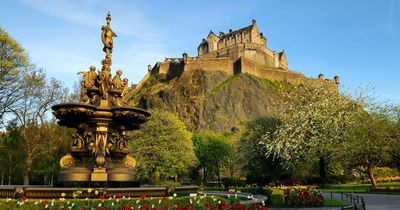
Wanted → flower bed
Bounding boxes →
[361,176,400,184]
[0,193,269,210]
[370,186,400,193]
[374,176,400,183]
[279,186,324,207]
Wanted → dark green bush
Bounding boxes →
[270,188,285,206]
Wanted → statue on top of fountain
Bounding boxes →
[77,13,129,107]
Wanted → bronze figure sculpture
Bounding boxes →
[52,13,150,187]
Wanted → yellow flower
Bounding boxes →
[87,188,93,193]
[94,190,99,195]
[61,193,66,197]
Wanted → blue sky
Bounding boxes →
[1,0,399,103]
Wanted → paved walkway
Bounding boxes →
[325,192,400,210]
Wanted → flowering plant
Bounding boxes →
[282,187,323,207]
[0,193,270,209]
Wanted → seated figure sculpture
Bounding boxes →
[77,66,97,103]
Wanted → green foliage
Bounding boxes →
[265,85,357,166]
[192,131,231,182]
[0,27,70,185]
[373,167,400,178]
[343,103,399,186]
[0,122,25,184]
[128,109,197,183]
[239,117,293,185]
[0,27,29,121]
[270,188,285,206]
[263,85,359,184]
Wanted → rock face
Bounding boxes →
[129,69,288,133]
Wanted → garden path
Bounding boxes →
[326,192,400,210]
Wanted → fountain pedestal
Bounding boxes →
[52,100,150,187]
[91,168,107,182]
[51,13,151,187]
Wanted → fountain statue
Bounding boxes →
[52,13,150,187]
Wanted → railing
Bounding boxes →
[328,192,366,210]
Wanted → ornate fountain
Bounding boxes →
[0,13,198,197]
[52,13,150,187]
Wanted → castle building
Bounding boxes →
[197,19,288,70]
[147,20,339,86]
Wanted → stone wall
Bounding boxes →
[150,55,336,88]
[199,43,283,69]
[238,57,336,87]
[184,58,234,75]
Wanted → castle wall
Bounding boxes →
[199,43,280,69]
[158,62,171,75]
[207,33,219,52]
[184,58,234,75]
[218,31,252,49]
[238,57,333,87]
[150,56,336,88]
[249,25,266,46]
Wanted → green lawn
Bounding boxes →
[323,198,350,207]
[317,182,400,194]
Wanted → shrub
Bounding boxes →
[270,188,285,206]
[283,187,323,207]
[373,167,400,178]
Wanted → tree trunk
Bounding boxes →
[8,165,11,185]
[217,162,221,186]
[1,171,3,185]
[319,156,327,187]
[22,163,30,185]
[23,173,29,185]
[154,171,160,184]
[367,166,376,187]
[203,166,206,183]
[22,154,32,185]
[8,155,12,185]
[229,158,234,179]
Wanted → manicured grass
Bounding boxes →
[317,182,400,194]
[323,198,350,207]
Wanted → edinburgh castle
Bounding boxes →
[146,19,339,86]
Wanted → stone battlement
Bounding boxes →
[148,20,339,86]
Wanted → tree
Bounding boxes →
[264,85,357,185]
[343,104,398,186]
[10,68,68,185]
[239,117,294,185]
[30,123,71,185]
[224,131,245,180]
[193,131,231,184]
[0,27,28,123]
[128,109,197,184]
[0,122,24,185]
[0,27,69,185]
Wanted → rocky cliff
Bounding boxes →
[128,69,290,133]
